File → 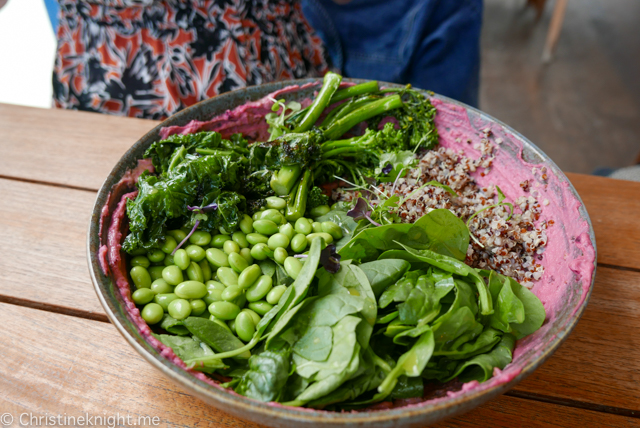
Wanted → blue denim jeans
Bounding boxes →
[302,0,483,107]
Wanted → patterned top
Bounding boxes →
[53,0,329,120]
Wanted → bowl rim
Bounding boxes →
[87,77,597,425]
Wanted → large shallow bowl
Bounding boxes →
[87,78,597,427]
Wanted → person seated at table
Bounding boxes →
[52,0,329,120]
[302,0,483,107]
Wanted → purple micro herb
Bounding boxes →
[381,163,393,175]
[319,244,341,274]
[172,220,200,255]
[172,202,218,254]
[347,197,381,227]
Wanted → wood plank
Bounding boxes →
[1,303,636,428]
[0,178,104,315]
[515,266,640,410]
[567,172,640,270]
[0,103,155,190]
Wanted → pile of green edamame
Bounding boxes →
[127,197,340,343]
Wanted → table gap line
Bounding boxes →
[0,174,97,193]
[597,263,640,274]
[506,390,639,418]
[0,295,109,323]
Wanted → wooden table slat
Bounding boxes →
[2,303,638,428]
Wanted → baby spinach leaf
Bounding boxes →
[380,244,493,316]
[315,209,359,251]
[375,327,434,400]
[506,277,546,339]
[414,209,469,261]
[292,326,333,362]
[358,259,411,298]
[397,274,455,325]
[379,270,425,309]
[160,314,189,336]
[433,328,502,360]
[490,275,525,333]
[235,348,291,402]
[390,376,424,399]
[443,334,516,383]
[153,334,224,372]
[182,317,251,359]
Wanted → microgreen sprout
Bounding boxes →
[171,203,219,254]
[466,186,514,248]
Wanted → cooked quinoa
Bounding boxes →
[333,138,548,287]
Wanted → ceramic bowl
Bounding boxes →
[87,78,597,427]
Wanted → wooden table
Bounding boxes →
[1,103,638,427]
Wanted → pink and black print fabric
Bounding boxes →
[53,0,329,120]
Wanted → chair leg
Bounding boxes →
[542,0,569,63]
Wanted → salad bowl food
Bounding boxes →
[88,76,596,427]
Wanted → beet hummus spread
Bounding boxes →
[98,83,596,411]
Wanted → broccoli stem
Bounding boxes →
[293,72,342,133]
[320,136,359,151]
[167,145,186,172]
[329,80,379,103]
[285,169,312,221]
[320,95,380,128]
[322,147,366,158]
[270,164,302,196]
[195,148,234,156]
[323,94,403,140]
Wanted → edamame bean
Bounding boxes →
[260,209,285,225]
[228,252,249,273]
[268,233,290,250]
[206,280,226,291]
[160,236,178,254]
[203,288,224,305]
[173,249,190,270]
[247,301,273,316]
[209,315,232,332]
[284,257,302,279]
[290,234,308,253]
[186,262,204,282]
[221,284,243,301]
[185,245,206,262]
[130,256,150,268]
[208,301,241,320]
[150,278,173,295]
[252,211,262,221]
[312,222,323,233]
[274,248,288,265]
[216,267,238,287]
[189,231,212,246]
[266,196,287,210]
[306,232,333,245]
[322,221,343,240]
[163,254,175,266]
[141,303,164,324]
[175,280,207,299]
[130,266,151,289]
[128,247,148,256]
[166,229,187,243]
[241,308,261,326]
[227,319,237,333]
[199,260,212,282]
[253,219,279,236]
[310,205,331,218]
[238,264,262,289]
[148,266,165,281]
[246,275,273,302]
[279,223,294,240]
[294,217,313,235]
[223,240,240,255]
[250,243,273,261]
[162,265,183,286]
[232,232,249,249]
[266,285,287,305]
[239,214,254,234]
[190,299,207,316]
[147,249,165,263]
[168,299,191,320]
[246,233,269,246]
[154,293,178,311]
[233,292,247,309]
[235,312,255,342]
[240,248,253,264]
[212,234,231,248]
[132,288,155,305]
[206,248,229,268]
